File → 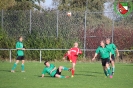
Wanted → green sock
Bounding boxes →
[107,67,111,75]
[21,64,24,71]
[60,75,65,78]
[12,63,17,70]
[104,70,107,76]
[112,66,115,73]
[63,66,69,71]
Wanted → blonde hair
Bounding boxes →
[106,38,110,41]
[100,40,105,44]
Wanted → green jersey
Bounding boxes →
[106,43,116,55]
[16,41,24,56]
[96,46,111,59]
[42,64,57,77]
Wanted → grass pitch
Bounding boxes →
[0,61,133,88]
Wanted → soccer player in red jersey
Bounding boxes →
[63,42,82,78]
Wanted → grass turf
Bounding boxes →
[0,61,133,88]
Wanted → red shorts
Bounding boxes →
[68,55,77,63]
[71,58,77,63]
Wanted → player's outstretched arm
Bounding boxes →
[42,74,44,78]
[110,52,112,61]
[92,53,98,61]
[62,57,65,60]
[16,48,26,50]
[78,49,82,54]
[63,51,70,59]
[116,48,119,57]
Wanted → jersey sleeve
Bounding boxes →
[42,68,47,74]
[77,48,82,55]
[95,47,100,54]
[16,42,20,49]
[112,43,117,50]
[64,52,69,57]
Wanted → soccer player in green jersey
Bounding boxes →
[106,38,119,75]
[92,40,112,78]
[42,61,70,78]
[11,36,25,72]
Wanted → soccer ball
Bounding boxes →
[67,12,71,17]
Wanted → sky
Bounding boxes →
[39,0,115,19]
[104,1,114,19]
[40,0,54,9]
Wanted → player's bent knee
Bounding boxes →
[16,60,19,64]
[59,66,63,69]
[55,74,60,78]
[106,63,110,67]
[22,60,25,64]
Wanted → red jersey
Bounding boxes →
[64,47,82,63]
[69,47,82,56]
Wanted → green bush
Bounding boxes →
[0,27,82,61]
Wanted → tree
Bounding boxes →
[53,0,105,11]
[0,0,45,10]
[0,0,16,10]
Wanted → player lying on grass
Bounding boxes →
[92,40,113,78]
[11,36,25,72]
[106,38,119,75]
[63,42,82,78]
[42,61,70,78]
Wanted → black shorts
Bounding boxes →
[111,54,115,61]
[54,68,61,77]
[17,56,24,60]
[101,58,110,66]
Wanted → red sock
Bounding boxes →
[71,69,75,76]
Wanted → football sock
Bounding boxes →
[21,64,24,71]
[104,70,107,76]
[112,66,115,73]
[63,67,69,71]
[60,75,65,78]
[72,69,75,76]
[11,63,17,70]
[107,67,111,75]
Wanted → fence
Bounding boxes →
[0,10,133,62]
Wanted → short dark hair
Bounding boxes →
[44,61,48,65]
[18,36,23,40]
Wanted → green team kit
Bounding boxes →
[42,64,57,77]
[95,46,112,77]
[16,41,24,56]
[106,43,116,56]
[42,63,70,78]
[11,41,25,71]
[96,46,111,59]
[106,43,117,73]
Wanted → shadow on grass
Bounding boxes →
[34,75,52,78]
[79,71,103,74]
[74,73,97,77]
[0,70,24,73]
[74,70,104,77]
[0,70,13,72]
